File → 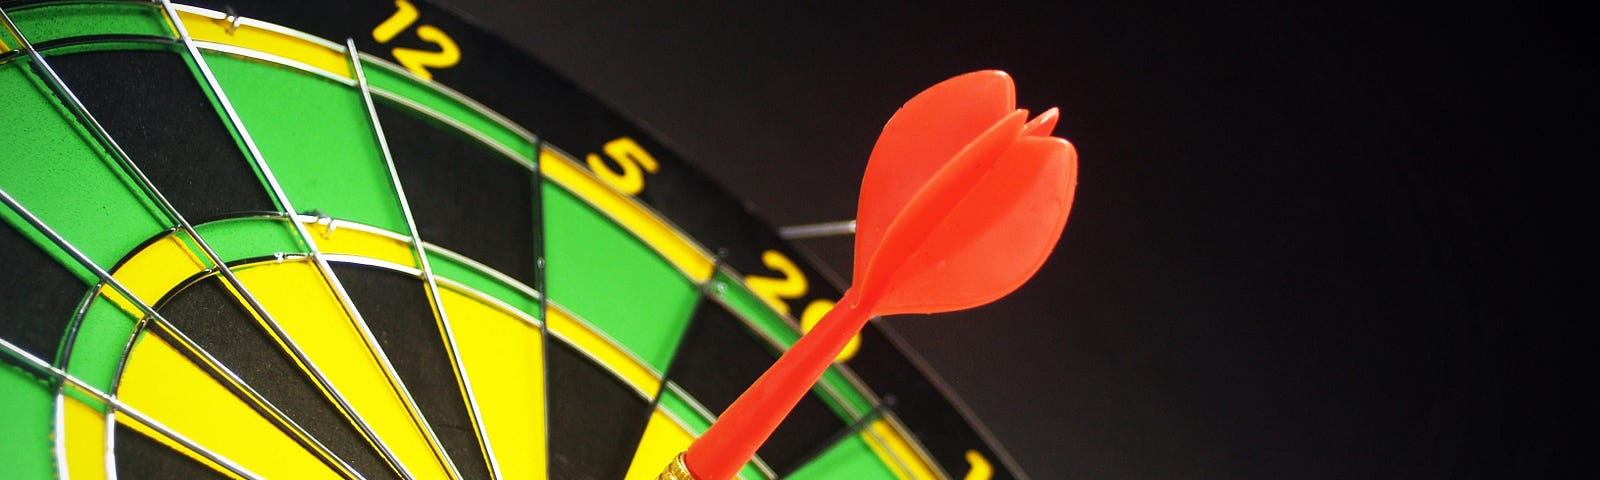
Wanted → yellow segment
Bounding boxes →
[119,418,246,480]
[177,8,351,79]
[541,148,714,282]
[61,396,108,480]
[233,260,453,480]
[440,286,545,480]
[862,419,942,480]
[622,410,695,480]
[302,219,417,268]
[118,334,340,480]
[103,234,206,315]
[547,304,660,394]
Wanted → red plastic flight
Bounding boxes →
[678,70,1078,480]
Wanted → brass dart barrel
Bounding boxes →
[658,452,694,480]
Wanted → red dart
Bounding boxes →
[670,70,1078,480]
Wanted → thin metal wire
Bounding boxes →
[0,7,385,478]
[419,241,542,302]
[543,301,666,397]
[347,38,503,480]
[195,41,355,86]
[53,283,104,480]
[364,86,533,168]
[865,412,951,480]
[160,5,477,478]
[776,403,892,480]
[532,136,552,480]
[538,146,717,280]
[281,217,546,305]
[51,391,70,479]
[0,186,363,479]
[356,50,537,146]
[648,252,724,408]
[147,296,375,480]
[656,383,780,480]
[0,337,264,480]
[315,255,544,331]
[431,277,543,328]
[103,315,154,480]
[157,2,429,477]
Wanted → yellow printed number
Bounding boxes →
[745,250,806,316]
[800,299,859,363]
[963,450,993,480]
[370,0,417,42]
[372,0,460,81]
[747,250,861,363]
[585,137,659,195]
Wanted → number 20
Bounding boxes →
[746,250,860,362]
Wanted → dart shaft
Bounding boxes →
[681,289,872,480]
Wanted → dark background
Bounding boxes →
[432,2,1589,478]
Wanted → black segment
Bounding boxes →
[850,326,1012,479]
[787,402,892,473]
[375,101,538,286]
[331,262,491,480]
[547,339,652,480]
[48,49,276,221]
[157,276,399,480]
[669,301,846,476]
[113,423,231,480]
[0,221,87,368]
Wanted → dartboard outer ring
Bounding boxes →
[0,1,1027,479]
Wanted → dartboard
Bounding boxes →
[0,1,1024,479]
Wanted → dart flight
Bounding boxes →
[667,70,1079,480]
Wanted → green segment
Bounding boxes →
[203,52,407,233]
[0,205,96,287]
[0,62,169,273]
[37,39,171,58]
[429,249,542,320]
[712,270,801,345]
[543,183,697,370]
[786,435,899,480]
[62,218,303,394]
[64,296,136,393]
[817,370,874,421]
[8,2,171,44]
[658,388,711,433]
[710,271,876,419]
[740,460,766,480]
[654,390,765,480]
[191,217,305,262]
[0,364,54,479]
[363,60,536,162]
[62,383,107,414]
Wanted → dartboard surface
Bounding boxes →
[0,1,1024,479]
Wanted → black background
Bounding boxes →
[430,2,1589,478]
